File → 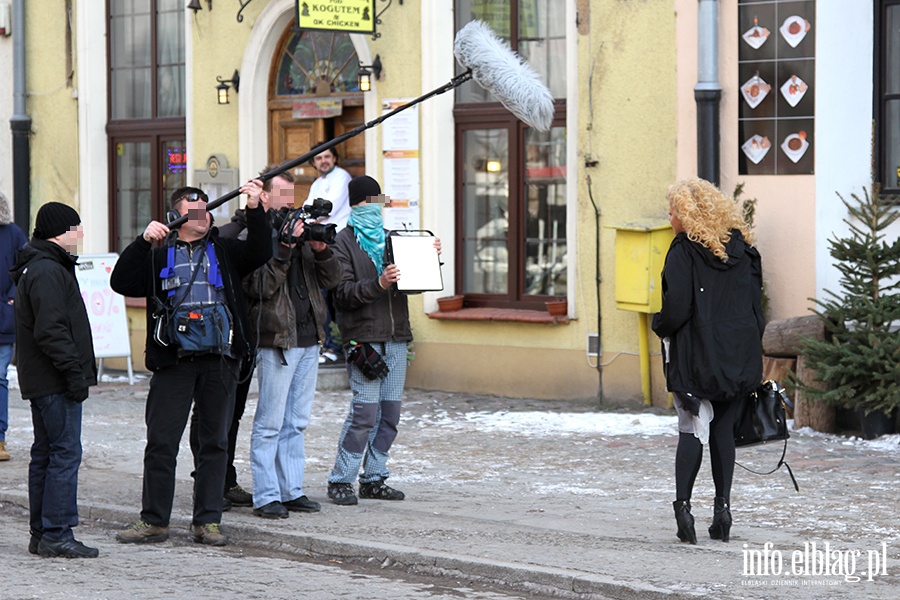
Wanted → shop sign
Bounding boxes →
[297,0,375,34]
[292,99,344,119]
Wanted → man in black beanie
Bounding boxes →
[10,202,99,558]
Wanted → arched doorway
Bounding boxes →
[267,24,366,202]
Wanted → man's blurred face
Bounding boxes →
[311,150,336,177]
[266,176,296,211]
[176,193,210,239]
[57,224,84,254]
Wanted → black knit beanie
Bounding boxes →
[33,202,81,240]
[348,176,382,206]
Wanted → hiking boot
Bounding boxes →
[253,501,289,519]
[224,484,253,507]
[116,520,169,544]
[283,495,321,513]
[192,523,228,546]
[37,537,99,558]
[359,479,405,501]
[327,482,358,506]
[0,441,10,461]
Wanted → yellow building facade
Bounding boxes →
[6,0,682,406]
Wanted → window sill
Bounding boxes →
[427,307,569,324]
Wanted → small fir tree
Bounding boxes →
[795,187,900,414]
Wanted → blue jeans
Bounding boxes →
[250,346,319,509]
[328,341,407,485]
[0,343,12,441]
[29,393,83,542]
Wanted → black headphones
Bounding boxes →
[165,210,181,225]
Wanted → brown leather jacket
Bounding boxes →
[243,242,341,349]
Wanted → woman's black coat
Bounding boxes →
[651,230,765,402]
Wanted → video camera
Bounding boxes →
[268,197,337,245]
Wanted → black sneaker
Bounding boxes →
[358,479,405,501]
[222,497,233,512]
[37,537,100,558]
[327,482,358,506]
[224,484,253,507]
[283,495,321,513]
[28,530,41,555]
[253,501,289,519]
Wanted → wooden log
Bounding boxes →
[793,354,836,433]
[762,315,826,357]
[762,356,796,382]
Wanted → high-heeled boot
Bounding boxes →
[708,497,732,542]
[673,500,697,544]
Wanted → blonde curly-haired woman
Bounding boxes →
[652,179,765,544]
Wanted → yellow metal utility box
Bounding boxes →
[608,222,674,314]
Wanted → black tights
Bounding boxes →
[675,400,738,503]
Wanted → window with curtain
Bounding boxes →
[876,0,900,193]
[454,1,567,308]
[108,0,186,252]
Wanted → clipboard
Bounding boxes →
[385,230,444,293]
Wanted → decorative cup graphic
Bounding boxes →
[742,17,770,50]
[741,74,771,109]
[780,15,810,48]
[781,131,809,163]
[741,134,772,165]
[780,75,808,107]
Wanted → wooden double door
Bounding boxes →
[268,101,366,204]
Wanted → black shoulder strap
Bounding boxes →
[735,436,800,492]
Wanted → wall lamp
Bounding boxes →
[187,0,212,12]
[357,55,382,92]
[216,70,240,105]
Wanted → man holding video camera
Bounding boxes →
[242,168,342,519]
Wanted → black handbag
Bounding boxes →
[734,380,792,447]
[734,380,799,491]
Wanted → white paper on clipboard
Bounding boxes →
[386,230,444,293]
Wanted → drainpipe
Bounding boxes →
[695,0,721,186]
[10,0,31,234]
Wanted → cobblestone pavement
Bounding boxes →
[1,373,899,599]
[0,504,570,600]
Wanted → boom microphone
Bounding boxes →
[170,20,553,229]
[453,20,555,132]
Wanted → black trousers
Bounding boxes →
[189,357,254,492]
[141,355,238,527]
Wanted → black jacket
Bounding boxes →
[10,239,98,400]
[110,204,272,371]
[651,230,765,401]
[330,226,413,345]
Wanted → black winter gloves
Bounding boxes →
[66,380,89,403]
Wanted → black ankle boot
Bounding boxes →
[673,500,697,544]
[708,497,732,542]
